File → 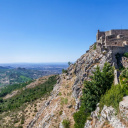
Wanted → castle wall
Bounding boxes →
[106,46,128,68]
[105,30,112,36]
[111,30,128,36]
[106,39,125,46]
[111,46,128,54]
[96,31,105,41]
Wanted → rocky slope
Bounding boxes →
[2,42,128,128]
[84,96,128,128]
[25,43,128,128]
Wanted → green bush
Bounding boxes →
[14,119,19,123]
[34,108,38,112]
[62,69,68,73]
[0,75,57,113]
[81,63,114,112]
[93,43,96,50]
[58,92,62,96]
[62,119,70,128]
[73,62,114,128]
[124,52,128,58]
[73,108,89,128]
[21,114,25,124]
[100,84,124,111]
[59,110,63,115]
[18,126,23,128]
[61,98,68,105]
[120,69,128,87]
[68,62,72,66]
[121,68,128,78]
[21,119,24,124]
[0,80,33,97]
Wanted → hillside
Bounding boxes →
[2,29,128,128]
[25,29,128,128]
[0,66,61,87]
[0,75,57,128]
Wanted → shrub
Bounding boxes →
[81,63,114,112]
[73,108,89,128]
[100,84,124,111]
[62,69,68,73]
[124,52,128,58]
[59,110,63,115]
[21,115,25,124]
[73,62,114,128]
[0,98,3,103]
[121,68,128,78]
[61,98,68,105]
[120,69,128,87]
[58,92,62,96]
[18,126,23,128]
[0,75,57,113]
[62,119,70,128]
[93,43,96,50]
[21,119,24,124]
[14,119,19,124]
[68,62,72,66]
[34,108,38,112]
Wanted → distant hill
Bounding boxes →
[0,75,57,128]
[0,66,10,69]
[0,66,59,86]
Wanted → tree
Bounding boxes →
[62,119,70,128]
[74,62,114,128]
[68,62,72,66]
[0,98,3,103]
[62,69,67,73]
[82,63,114,111]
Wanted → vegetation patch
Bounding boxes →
[0,80,33,97]
[120,68,128,86]
[0,75,57,113]
[93,43,96,50]
[61,97,68,105]
[62,119,70,128]
[124,52,128,58]
[99,84,124,112]
[58,92,62,96]
[62,69,68,73]
[100,68,128,113]
[73,63,114,128]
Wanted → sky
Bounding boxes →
[0,0,128,63]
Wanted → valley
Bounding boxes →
[0,63,68,87]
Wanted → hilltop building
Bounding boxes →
[96,29,128,47]
[88,29,128,68]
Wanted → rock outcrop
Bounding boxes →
[84,96,128,128]
[27,30,128,128]
[27,45,127,128]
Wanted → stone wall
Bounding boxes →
[98,45,128,68]
[111,29,128,36]
[105,30,112,36]
[97,29,128,47]
[106,38,126,46]
[96,30,105,41]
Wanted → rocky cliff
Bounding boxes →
[27,41,128,128]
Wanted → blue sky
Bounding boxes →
[0,0,128,63]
